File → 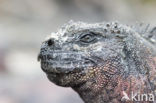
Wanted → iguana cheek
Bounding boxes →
[79,59,121,92]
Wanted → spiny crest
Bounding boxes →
[131,23,156,44]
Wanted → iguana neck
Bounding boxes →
[72,51,156,103]
[72,56,125,103]
[72,70,155,103]
[72,77,122,103]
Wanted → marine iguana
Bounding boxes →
[38,21,156,103]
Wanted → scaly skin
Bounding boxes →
[38,21,156,103]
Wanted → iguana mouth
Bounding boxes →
[38,53,96,74]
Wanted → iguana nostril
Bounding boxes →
[47,39,54,46]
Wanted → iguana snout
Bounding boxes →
[38,34,98,86]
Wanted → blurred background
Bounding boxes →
[0,0,156,103]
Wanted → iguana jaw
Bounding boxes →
[38,50,97,86]
[38,51,96,72]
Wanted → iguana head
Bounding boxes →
[38,21,125,87]
[38,21,156,103]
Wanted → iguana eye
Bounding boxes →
[79,32,96,43]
